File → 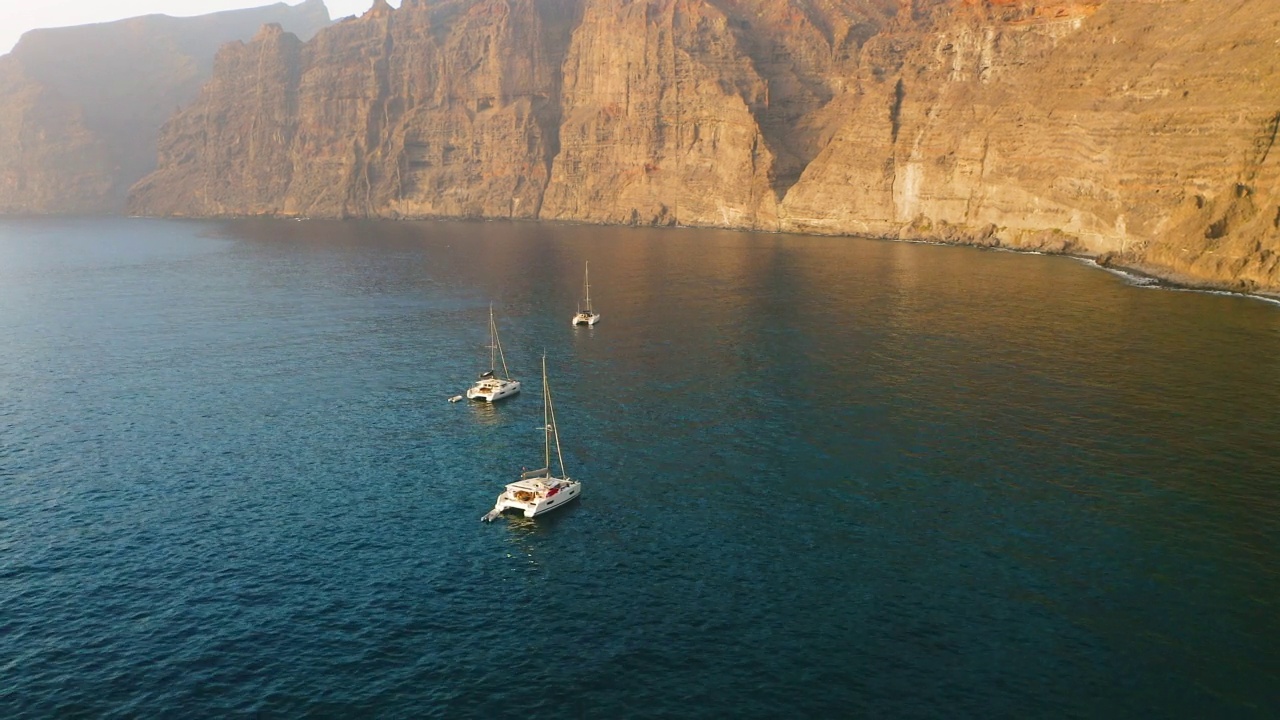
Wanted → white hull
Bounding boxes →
[573,262,599,327]
[484,478,581,520]
[467,378,521,402]
[481,354,580,524]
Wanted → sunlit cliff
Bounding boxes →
[7,0,1280,292]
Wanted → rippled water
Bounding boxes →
[2,217,1278,717]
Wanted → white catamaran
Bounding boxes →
[571,261,600,326]
[482,354,581,521]
[466,305,521,402]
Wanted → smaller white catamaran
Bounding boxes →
[482,354,581,521]
[466,305,521,402]
[571,261,600,326]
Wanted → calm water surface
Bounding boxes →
[1,218,1278,717]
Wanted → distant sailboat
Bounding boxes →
[571,261,600,326]
[482,354,581,521]
[466,305,521,402]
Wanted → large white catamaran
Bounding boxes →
[482,354,581,521]
[466,305,521,402]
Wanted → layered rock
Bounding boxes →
[0,0,330,214]
[134,0,573,219]
[0,63,112,213]
[703,0,898,195]
[779,0,1280,291]
[540,0,779,228]
[124,0,1280,292]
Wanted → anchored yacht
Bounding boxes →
[482,354,581,521]
[571,261,600,326]
[466,305,520,402]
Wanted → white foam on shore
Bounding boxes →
[894,239,1280,307]
[1073,257,1159,286]
[991,246,1045,256]
[1167,287,1280,307]
[1073,257,1280,306]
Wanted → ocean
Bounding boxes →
[2,217,1278,717]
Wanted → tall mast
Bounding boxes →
[542,354,550,471]
[543,353,567,477]
[495,307,512,380]
[584,261,591,312]
[488,305,497,373]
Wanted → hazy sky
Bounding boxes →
[0,0,401,55]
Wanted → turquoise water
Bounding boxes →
[2,217,1278,717]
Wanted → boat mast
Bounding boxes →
[543,354,567,478]
[488,305,497,373]
[490,305,513,380]
[583,261,592,313]
[542,354,551,471]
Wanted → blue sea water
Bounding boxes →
[1,217,1278,718]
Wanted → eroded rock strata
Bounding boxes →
[780,0,1280,292]
[0,0,331,214]
[124,0,1280,292]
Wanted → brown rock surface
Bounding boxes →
[125,0,1280,293]
[0,63,112,213]
[0,0,331,214]
[540,0,779,228]
[780,0,1280,292]
[135,0,573,219]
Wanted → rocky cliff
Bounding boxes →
[121,0,1280,293]
[780,0,1280,292]
[0,0,331,214]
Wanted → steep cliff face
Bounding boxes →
[780,0,1280,291]
[704,0,898,195]
[127,0,1280,293]
[128,24,305,216]
[541,0,779,228]
[134,0,572,219]
[0,0,331,214]
[0,63,113,213]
